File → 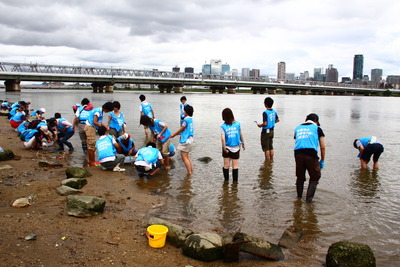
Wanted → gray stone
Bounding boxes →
[39,161,63,167]
[148,217,194,247]
[197,157,212,163]
[233,232,285,261]
[0,150,15,161]
[56,185,81,196]
[326,241,376,267]
[61,178,87,189]
[66,195,105,217]
[0,165,13,171]
[278,227,303,248]
[65,166,92,178]
[25,234,37,241]
[182,233,223,262]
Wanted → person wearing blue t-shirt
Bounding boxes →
[257,97,279,161]
[353,136,384,170]
[179,96,188,125]
[171,105,194,175]
[134,142,164,177]
[107,101,126,138]
[72,98,93,153]
[139,94,155,142]
[95,126,125,172]
[54,113,75,152]
[221,108,245,182]
[294,113,326,202]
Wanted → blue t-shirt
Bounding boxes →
[180,117,194,144]
[262,109,278,130]
[109,111,125,132]
[221,121,241,147]
[96,135,116,161]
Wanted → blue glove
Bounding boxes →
[319,160,325,170]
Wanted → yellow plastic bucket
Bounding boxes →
[146,225,169,248]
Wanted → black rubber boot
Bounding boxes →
[232,169,238,182]
[296,182,304,198]
[306,181,318,202]
[223,168,229,181]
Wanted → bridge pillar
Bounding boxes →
[158,84,166,93]
[210,86,225,94]
[105,83,114,93]
[173,84,184,93]
[268,88,277,94]
[300,89,309,95]
[92,82,104,93]
[226,86,236,94]
[326,91,334,95]
[4,80,21,92]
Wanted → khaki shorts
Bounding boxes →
[156,138,171,157]
[84,125,97,150]
[177,142,193,153]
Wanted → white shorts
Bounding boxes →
[177,142,193,153]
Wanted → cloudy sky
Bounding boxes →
[0,0,399,78]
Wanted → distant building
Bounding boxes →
[285,73,295,82]
[314,67,325,82]
[251,69,260,78]
[202,64,211,75]
[221,64,230,75]
[210,59,222,75]
[342,77,351,83]
[242,68,250,77]
[184,67,194,78]
[231,69,238,76]
[371,68,383,84]
[362,75,369,83]
[277,62,286,81]
[299,71,309,81]
[325,64,338,83]
[353,54,364,80]
[387,75,400,84]
[172,66,180,72]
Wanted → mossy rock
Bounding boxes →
[65,166,92,178]
[326,241,376,267]
[0,150,15,161]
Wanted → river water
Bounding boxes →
[2,89,400,266]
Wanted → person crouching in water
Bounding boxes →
[95,126,125,172]
[54,113,75,152]
[116,133,138,163]
[220,108,245,182]
[134,142,164,177]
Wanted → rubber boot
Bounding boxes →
[223,168,229,181]
[306,181,318,202]
[232,169,238,183]
[296,182,304,198]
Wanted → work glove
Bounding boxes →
[319,160,325,170]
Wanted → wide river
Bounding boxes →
[2,89,400,266]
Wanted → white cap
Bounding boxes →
[40,108,46,113]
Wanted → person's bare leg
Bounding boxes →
[181,151,192,175]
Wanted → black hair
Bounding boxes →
[102,101,114,112]
[113,101,121,109]
[264,97,274,108]
[184,105,194,116]
[47,118,57,129]
[146,142,156,148]
[81,98,90,105]
[180,96,187,101]
[353,139,359,149]
[140,115,154,126]
[54,112,61,119]
[222,108,234,125]
[139,94,146,101]
[97,126,107,136]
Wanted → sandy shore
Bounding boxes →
[0,115,307,267]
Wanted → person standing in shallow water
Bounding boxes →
[220,108,245,182]
[257,97,279,161]
[294,113,326,202]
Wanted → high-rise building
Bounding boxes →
[184,67,194,78]
[210,59,222,75]
[326,64,338,83]
[202,64,211,75]
[353,54,364,80]
[371,68,383,84]
[285,73,295,81]
[299,71,309,81]
[250,69,260,78]
[231,69,238,76]
[242,68,250,77]
[221,64,230,75]
[277,62,286,80]
[313,67,325,82]
[172,66,180,72]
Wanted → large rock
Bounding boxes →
[61,178,87,189]
[326,241,376,267]
[233,232,285,261]
[0,149,15,161]
[278,227,303,248]
[148,217,194,247]
[197,157,212,163]
[56,185,81,196]
[66,195,105,217]
[65,167,92,178]
[182,233,224,262]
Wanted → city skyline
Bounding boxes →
[0,1,399,79]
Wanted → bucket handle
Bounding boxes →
[146,231,166,242]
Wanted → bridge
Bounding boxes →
[0,62,387,95]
